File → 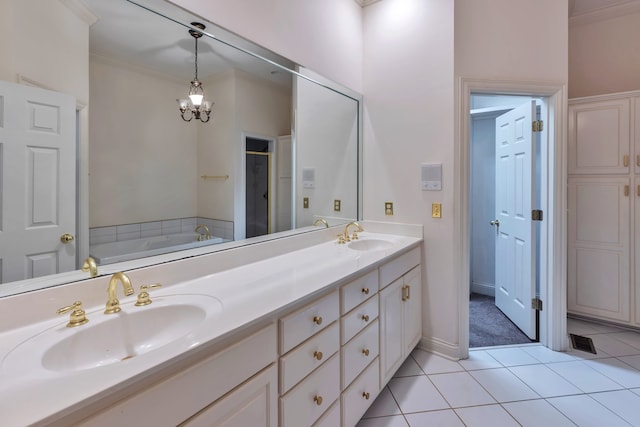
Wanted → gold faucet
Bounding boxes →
[194,224,211,241]
[105,272,135,314]
[81,256,98,278]
[343,221,363,242]
[313,218,329,228]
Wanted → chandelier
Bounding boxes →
[177,22,212,123]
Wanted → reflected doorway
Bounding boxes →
[245,137,272,238]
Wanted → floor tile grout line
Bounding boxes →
[543,393,634,427]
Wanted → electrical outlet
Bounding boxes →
[385,202,393,216]
[334,199,341,212]
[432,203,442,218]
[303,197,309,209]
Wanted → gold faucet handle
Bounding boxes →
[57,301,89,327]
[337,234,346,244]
[135,283,162,306]
[351,231,359,240]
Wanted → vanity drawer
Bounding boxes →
[340,269,378,314]
[280,322,339,394]
[341,357,380,427]
[342,320,379,388]
[312,400,340,427]
[280,353,340,427]
[280,291,339,354]
[341,294,378,344]
[379,247,420,289]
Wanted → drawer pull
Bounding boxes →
[362,348,370,356]
[314,351,323,361]
[624,155,630,167]
[313,316,323,325]
[361,314,370,322]
[313,395,323,406]
[362,287,370,295]
[362,392,370,400]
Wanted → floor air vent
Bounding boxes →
[569,333,597,354]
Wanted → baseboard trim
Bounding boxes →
[417,336,461,361]
[470,281,495,297]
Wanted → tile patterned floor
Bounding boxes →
[357,318,640,426]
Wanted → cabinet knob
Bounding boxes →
[313,316,323,325]
[361,314,370,322]
[313,395,323,406]
[362,392,370,400]
[362,348,370,356]
[362,287,369,295]
[314,351,323,361]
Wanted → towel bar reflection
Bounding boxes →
[200,175,229,180]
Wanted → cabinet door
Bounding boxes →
[568,98,630,174]
[379,278,404,385]
[567,177,630,322]
[181,365,277,427]
[403,266,422,356]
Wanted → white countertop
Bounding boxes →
[0,230,421,426]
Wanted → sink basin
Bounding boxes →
[348,238,394,252]
[3,294,221,373]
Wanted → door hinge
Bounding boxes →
[532,120,544,132]
[532,298,543,311]
[532,209,543,221]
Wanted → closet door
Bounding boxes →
[568,98,630,175]
[568,177,630,322]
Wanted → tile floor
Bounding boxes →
[357,318,640,426]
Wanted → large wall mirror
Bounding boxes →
[0,0,361,297]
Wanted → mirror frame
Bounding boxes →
[0,0,363,298]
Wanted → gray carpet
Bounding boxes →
[469,293,534,348]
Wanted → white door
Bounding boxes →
[493,100,537,339]
[0,81,76,283]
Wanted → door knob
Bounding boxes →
[490,219,500,227]
[60,233,75,243]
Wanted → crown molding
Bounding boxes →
[59,0,98,26]
[353,0,383,8]
[570,0,640,26]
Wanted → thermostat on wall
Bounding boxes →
[421,163,442,191]
[303,167,315,189]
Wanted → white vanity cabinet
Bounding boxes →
[278,291,341,427]
[568,91,640,327]
[77,324,278,427]
[379,248,422,385]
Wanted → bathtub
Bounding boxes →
[90,233,224,264]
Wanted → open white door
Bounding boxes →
[0,81,76,283]
[492,100,537,339]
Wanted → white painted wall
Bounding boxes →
[569,11,640,98]
[89,56,199,227]
[363,0,456,348]
[0,0,90,103]
[169,0,363,93]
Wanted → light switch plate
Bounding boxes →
[432,203,442,218]
[334,199,341,212]
[303,197,309,209]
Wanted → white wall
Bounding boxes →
[89,56,198,227]
[169,0,363,93]
[0,0,90,103]
[569,11,640,98]
[363,0,456,348]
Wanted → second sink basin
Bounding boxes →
[3,294,222,374]
[348,238,394,252]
